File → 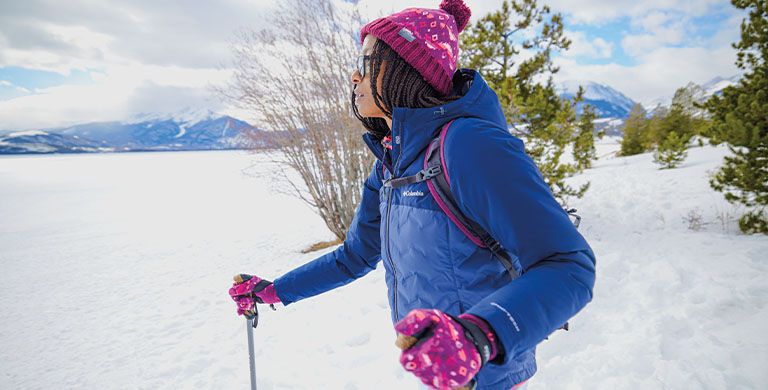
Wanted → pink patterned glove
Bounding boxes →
[394,309,499,390]
[228,274,281,316]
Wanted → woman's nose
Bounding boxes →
[351,69,362,84]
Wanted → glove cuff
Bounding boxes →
[456,313,499,365]
[257,282,282,304]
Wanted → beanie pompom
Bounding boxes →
[439,0,472,32]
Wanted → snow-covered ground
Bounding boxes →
[1,141,766,389]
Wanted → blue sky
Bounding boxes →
[559,2,739,67]
[0,67,95,100]
[0,0,746,130]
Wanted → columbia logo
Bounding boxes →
[403,190,425,197]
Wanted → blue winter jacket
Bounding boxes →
[273,69,596,389]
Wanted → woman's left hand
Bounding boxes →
[394,308,490,389]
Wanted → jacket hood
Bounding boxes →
[362,69,507,175]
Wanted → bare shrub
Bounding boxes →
[220,0,372,240]
[713,203,743,234]
[682,208,705,231]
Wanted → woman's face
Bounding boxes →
[352,35,387,119]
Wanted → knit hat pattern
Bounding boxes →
[359,0,471,96]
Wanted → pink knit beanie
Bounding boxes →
[359,0,472,96]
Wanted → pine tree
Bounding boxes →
[704,0,768,234]
[620,103,648,156]
[691,117,714,141]
[644,107,668,150]
[657,106,693,146]
[573,104,597,170]
[460,0,590,205]
[653,131,689,169]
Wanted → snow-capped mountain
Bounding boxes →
[124,107,223,127]
[0,130,111,154]
[557,80,637,119]
[554,80,638,136]
[644,75,741,114]
[702,75,741,97]
[552,75,742,137]
[0,109,265,154]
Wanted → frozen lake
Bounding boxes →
[1,144,767,389]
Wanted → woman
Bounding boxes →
[229,1,596,389]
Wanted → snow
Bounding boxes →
[644,75,741,111]
[556,80,635,112]
[222,119,231,137]
[175,124,187,138]
[6,130,48,137]
[1,143,766,389]
[702,75,741,97]
[127,107,217,126]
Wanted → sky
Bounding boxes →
[0,0,746,131]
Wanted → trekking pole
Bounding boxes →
[244,302,276,390]
[245,306,259,390]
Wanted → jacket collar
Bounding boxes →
[362,69,503,176]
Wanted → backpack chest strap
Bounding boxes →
[383,164,442,189]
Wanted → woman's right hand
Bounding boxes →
[228,274,281,316]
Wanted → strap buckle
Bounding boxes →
[417,164,442,181]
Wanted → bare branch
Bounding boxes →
[219,0,372,240]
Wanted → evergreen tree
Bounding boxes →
[460,0,590,205]
[620,103,649,156]
[691,117,714,141]
[704,0,768,234]
[657,106,693,146]
[573,104,597,170]
[644,107,668,150]
[653,131,690,169]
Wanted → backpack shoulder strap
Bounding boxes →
[423,120,520,281]
[426,119,571,331]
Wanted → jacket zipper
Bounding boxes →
[385,185,398,320]
[385,139,404,321]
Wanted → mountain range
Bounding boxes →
[555,75,740,136]
[0,109,267,154]
[0,76,741,154]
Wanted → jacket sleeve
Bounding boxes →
[272,161,383,306]
[443,119,596,364]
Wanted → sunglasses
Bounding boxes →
[356,54,398,78]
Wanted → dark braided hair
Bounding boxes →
[351,39,462,140]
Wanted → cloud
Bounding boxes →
[620,10,690,58]
[543,0,725,25]
[0,0,275,71]
[0,64,232,130]
[0,79,33,100]
[564,31,613,59]
[0,0,278,129]
[553,43,741,106]
[0,0,750,129]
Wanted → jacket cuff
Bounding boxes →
[458,313,500,362]
[465,301,524,365]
